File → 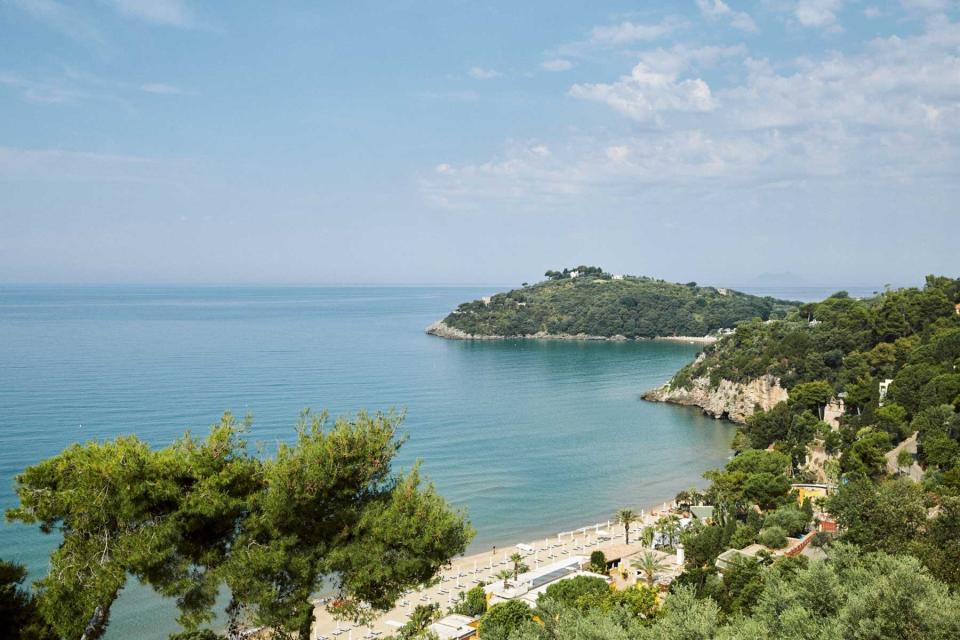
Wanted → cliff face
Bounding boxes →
[642,374,788,424]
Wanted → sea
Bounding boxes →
[0,284,877,638]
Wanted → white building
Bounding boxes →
[484,557,607,607]
[878,379,894,405]
[612,274,624,280]
[569,270,581,278]
[427,614,478,640]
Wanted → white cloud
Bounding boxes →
[542,59,573,72]
[424,17,960,211]
[570,67,715,122]
[140,82,184,95]
[696,0,758,33]
[0,146,182,184]
[900,0,951,11]
[12,0,107,49]
[0,72,87,104]
[794,0,845,30]
[566,45,741,122]
[588,19,680,46]
[103,0,194,28]
[468,66,500,79]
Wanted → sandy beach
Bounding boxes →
[653,335,718,344]
[310,499,680,639]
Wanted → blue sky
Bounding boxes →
[1,1,958,286]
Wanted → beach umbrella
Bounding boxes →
[473,560,477,574]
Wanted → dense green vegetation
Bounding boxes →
[437,266,796,338]
[673,275,960,492]
[11,275,960,640]
[4,410,472,640]
[0,559,57,640]
[422,275,960,640]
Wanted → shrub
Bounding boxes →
[759,526,788,549]
[763,505,811,537]
[589,550,608,574]
[451,584,486,617]
[479,600,535,640]
[730,524,758,549]
[540,575,610,610]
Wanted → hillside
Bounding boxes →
[646,275,960,488]
[428,266,797,340]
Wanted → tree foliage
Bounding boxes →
[440,270,795,339]
[6,410,472,640]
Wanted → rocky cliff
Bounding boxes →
[642,374,788,424]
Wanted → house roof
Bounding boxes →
[428,614,477,640]
[595,542,645,563]
[690,505,715,520]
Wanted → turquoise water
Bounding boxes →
[0,285,736,638]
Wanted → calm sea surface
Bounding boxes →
[0,284,856,637]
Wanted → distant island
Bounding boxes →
[427,266,797,340]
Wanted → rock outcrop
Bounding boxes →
[642,374,788,424]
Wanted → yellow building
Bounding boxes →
[792,483,834,504]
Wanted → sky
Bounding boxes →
[0,0,958,287]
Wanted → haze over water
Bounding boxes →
[0,284,849,638]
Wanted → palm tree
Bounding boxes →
[635,550,668,587]
[509,552,527,582]
[616,508,638,545]
[655,515,681,547]
[640,526,655,549]
[495,568,514,587]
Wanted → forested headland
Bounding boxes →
[428,266,796,339]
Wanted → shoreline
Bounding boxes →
[311,493,687,636]
[425,320,718,344]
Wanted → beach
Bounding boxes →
[310,498,681,639]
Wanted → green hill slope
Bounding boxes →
[649,275,960,486]
[429,266,797,339]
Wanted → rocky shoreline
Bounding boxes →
[425,320,718,343]
[642,373,788,424]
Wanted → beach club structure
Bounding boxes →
[483,556,609,607]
